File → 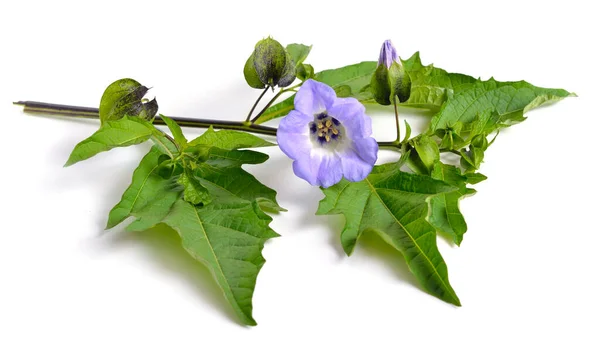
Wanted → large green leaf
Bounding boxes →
[401,52,476,111]
[317,163,461,305]
[161,197,278,325]
[429,162,484,246]
[254,61,377,124]
[99,78,158,124]
[114,165,279,325]
[428,78,573,135]
[107,134,282,325]
[65,116,155,167]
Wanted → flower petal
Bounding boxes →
[294,79,336,116]
[328,97,373,139]
[338,138,378,182]
[292,152,343,188]
[379,40,398,69]
[352,137,379,166]
[277,110,312,160]
[340,152,374,182]
[278,109,312,135]
[292,155,319,186]
[316,153,343,188]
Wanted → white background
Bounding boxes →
[1,0,599,354]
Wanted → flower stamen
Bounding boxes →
[309,111,342,146]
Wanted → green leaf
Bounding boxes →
[428,78,573,135]
[296,63,314,81]
[317,163,461,305]
[315,61,377,93]
[188,126,274,150]
[429,162,476,246]
[65,116,155,167]
[412,135,440,173]
[187,128,283,212]
[107,142,281,325]
[401,52,476,111]
[286,43,312,66]
[99,78,158,124]
[194,148,284,213]
[254,61,377,124]
[135,189,278,326]
[106,146,180,229]
[178,170,211,206]
[465,172,487,185]
[160,114,187,148]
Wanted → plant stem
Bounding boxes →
[14,101,403,150]
[250,83,300,123]
[14,101,278,136]
[393,96,401,143]
[378,141,403,150]
[245,87,269,123]
[162,132,179,150]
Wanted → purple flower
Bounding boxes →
[378,40,399,69]
[277,79,378,188]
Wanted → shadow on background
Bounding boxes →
[355,230,421,289]
[105,224,240,325]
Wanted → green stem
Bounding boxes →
[14,101,403,150]
[393,96,401,143]
[250,84,300,123]
[245,86,269,123]
[161,132,179,151]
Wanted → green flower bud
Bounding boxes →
[244,37,295,89]
[370,40,411,105]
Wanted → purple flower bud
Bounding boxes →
[277,80,379,188]
[378,40,399,69]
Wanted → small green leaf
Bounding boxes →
[159,114,187,148]
[65,116,154,167]
[99,78,158,124]
[189,126,275,149]
[412,135,440,173]
[317,163,460,306]
[296,63,314,81]
[429,162,476,246]
[178,170,211,205]
[285,43,312,67]
[107,146,180,229]
[334,85,352,97]
[286,43,312,66]
[465,172,487,185]
[194,147,283,212]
